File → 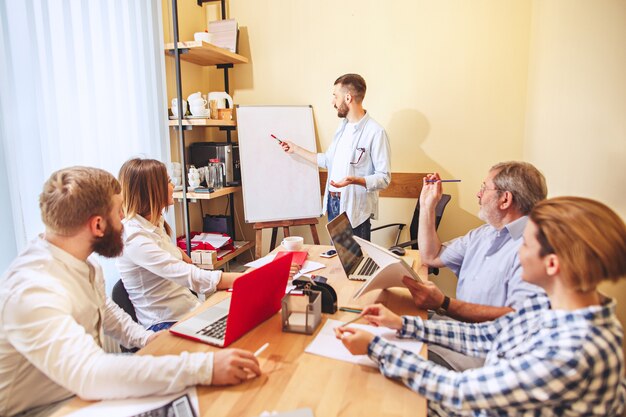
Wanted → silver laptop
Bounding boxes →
[326,212,380,281]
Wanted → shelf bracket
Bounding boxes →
[197,0,227,20]
[166,48,190,56]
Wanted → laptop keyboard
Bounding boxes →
[196,315,227,340]
[355,257,379,277]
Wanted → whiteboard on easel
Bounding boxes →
[236,105,322,223]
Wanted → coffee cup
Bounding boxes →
[190,105,208,116]
[281,236,304,251]
[189,98,207,107]
[171,98,187,117]
[187,92,202,101]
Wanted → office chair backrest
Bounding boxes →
[408,194,452,249]
[112,279,138,323]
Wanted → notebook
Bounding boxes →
[351,236,422,299]
[326,212,379,281]
[169,253,292,347]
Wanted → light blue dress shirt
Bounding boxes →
[317,112,391,228]
[439,216,543,309]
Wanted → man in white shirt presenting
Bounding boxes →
[0,166,260,417]
[281,73,391,240]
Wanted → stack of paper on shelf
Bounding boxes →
[208,19,238,53]
[191,233,231,250]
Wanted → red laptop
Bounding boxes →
[170,253,292,347]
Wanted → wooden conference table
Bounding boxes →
[55,245,428,417]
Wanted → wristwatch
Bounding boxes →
[435,295,451,316]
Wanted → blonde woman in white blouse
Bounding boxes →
[116,158,240,331]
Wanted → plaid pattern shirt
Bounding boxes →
[368,294,626,416]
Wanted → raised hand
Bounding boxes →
[420,173,443,211]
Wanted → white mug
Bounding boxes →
[171,98,187,117]
[189,98,207,107]
[281,236,304,251]
[187,92,202,101]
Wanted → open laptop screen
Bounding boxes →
[326,212,363,276]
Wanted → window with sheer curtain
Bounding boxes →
[0,1,169,281]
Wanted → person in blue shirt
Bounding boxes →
[406,161,548,370]
[337,196,626,417]
[280,73,391,240]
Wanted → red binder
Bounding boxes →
[275,251,308,267]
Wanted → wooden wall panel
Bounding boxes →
[319,172,427,198]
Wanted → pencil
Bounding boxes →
[340,315,363,327]
[425,179,461,183]
[254,342,269,357]
[339,307,363,314]
[270,134,283,144]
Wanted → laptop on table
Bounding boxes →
[326,212,379,281]
[170,253,292,347]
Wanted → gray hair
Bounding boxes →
[491,161,547,215]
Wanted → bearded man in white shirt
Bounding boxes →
[281,73,391,240]
[0,166,260,417]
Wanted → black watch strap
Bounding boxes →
[435,295,451,316]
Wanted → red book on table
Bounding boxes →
[275,251,308,267]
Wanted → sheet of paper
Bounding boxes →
[244,253,276,268]
[299,260,325,274]
[305,319,423,368]
[65,388,199,417]
[192,233,231,249]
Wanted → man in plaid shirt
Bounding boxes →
[337,197,626,416]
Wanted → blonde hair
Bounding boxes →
[530,196,626,292]
[39,166,121,235]
[118,158,171,235]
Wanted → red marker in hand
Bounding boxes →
[270,134,283,144]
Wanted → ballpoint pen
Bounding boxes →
[425,179,461,183]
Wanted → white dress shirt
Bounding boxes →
[318,112,391,227]
[0,236,214,417]
[116,215,222,328]
[328,122,356,192]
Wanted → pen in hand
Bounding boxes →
[254,342,270,357]
[270,134,284,144]
[340,315,363,327]
[425,179,461,183]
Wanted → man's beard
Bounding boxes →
[336,102,349,118]
[92,221,124,258]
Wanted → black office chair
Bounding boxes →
[372,194,452,275]
[111,279,139,352]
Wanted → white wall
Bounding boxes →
[524,0,626,350]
